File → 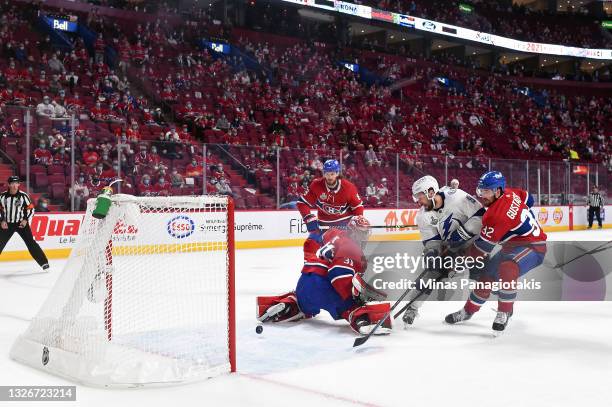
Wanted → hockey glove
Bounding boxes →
[303,213,320,233]
[316,241,335,261]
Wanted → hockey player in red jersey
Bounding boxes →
[445,171,547,332]
[297,160,364,233]
[256,216,391,335]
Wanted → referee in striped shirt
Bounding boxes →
[587,185,604,229]
[0,176,49,270]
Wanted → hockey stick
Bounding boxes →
[393,268,452,319]
[353,288,427,348]
[368,224,417,229]
[393,294,422,320]
[550,239,612,269]
[321,224,417,230]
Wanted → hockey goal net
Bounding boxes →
[10,194,235,387]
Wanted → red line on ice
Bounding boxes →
[242,373,382,407]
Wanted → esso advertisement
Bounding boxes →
[166,215,196,239]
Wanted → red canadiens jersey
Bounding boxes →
[297,178,364,226]
[301,229,367,299]
[475,188,547,255]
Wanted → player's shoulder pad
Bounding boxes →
[416,207,437,228]
[483,190,518,223]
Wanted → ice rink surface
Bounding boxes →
[1,229,611,407]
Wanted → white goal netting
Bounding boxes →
[10,194,235,387]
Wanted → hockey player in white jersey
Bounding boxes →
[401,175,485,327]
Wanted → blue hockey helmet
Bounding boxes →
[323,159,341,174]
[476,171,506,197]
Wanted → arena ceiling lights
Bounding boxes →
[281,0,612,60]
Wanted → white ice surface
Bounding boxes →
[1,229,611,407]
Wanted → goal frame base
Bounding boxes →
[10,336,230,388]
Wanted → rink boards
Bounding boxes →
[0,205,609,261]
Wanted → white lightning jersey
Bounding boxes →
[416,187,484,252]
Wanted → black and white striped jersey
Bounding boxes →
[588,192,604,208]
[0,190,34,224]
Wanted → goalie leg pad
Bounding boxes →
[256,292,304,322]
[343,303,392,335]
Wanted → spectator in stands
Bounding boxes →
[185,158,203,177]
[33,71,49,93]
[139,175,155,196]
[365,145,381,166]
[268,118,288,135]
[170,169,185,188]
[366,182,377,203]
[48,53,65,73]
[49,74,62,94]
[149,146,161,167]
[215,178,233,196]
[33,141,53,166]
[87,175,104,196]
[469,113,483,126]
[309,154,323,173]
[65,71,78,93]
[154,132,182,160]
[52,100,67,118]
[82,146,100,167]
[14,43,27,63]
[285,181,304,205]
[213,164,227,182]
[89,101,107,122]
[66,92,84,113]
[300,169,313,185]
[36,96,54,118]
[377,178,389,203]
[215,114,230,131]
[133,145,151,174]
[344,163,358,180]
[450,179,460,189]
[69,175,89,211]
[35,197,50,212]
[155,177,170,196]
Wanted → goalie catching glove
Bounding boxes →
[351,273,387,303]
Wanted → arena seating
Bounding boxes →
[0,1,609,210]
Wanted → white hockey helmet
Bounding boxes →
[412,175,439,202]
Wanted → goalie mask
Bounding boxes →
[412,176,439,209]
[347,216,371,242]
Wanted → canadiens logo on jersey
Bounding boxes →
[297,178,364,225]
[322,204,346,215]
